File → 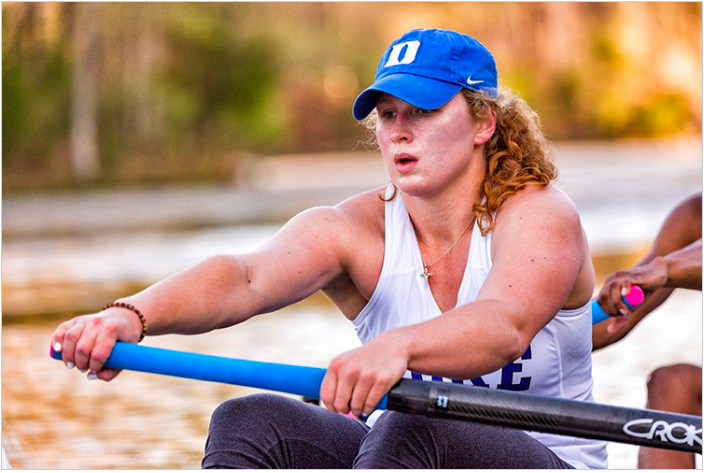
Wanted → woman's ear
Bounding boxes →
[474,109,496,146]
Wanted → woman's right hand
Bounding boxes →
[50,306,144,381]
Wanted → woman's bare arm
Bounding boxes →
[50,203,366,378]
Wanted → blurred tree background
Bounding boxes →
[2,2,702,193]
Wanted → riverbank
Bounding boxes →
[3,138,701,247]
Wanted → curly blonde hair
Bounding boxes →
[364,87,557,235]
[463,88,557,234]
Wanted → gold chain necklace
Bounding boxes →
[420,215,476,281]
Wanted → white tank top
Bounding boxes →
[352,185,608,469]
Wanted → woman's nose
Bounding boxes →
[390,115,413,143]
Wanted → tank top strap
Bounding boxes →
[457,215,494,305]
[383,184,423,274]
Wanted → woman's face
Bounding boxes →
[375,92,492,198]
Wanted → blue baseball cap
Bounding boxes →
[352,28,498,120]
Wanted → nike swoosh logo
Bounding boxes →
[467,77,484,86]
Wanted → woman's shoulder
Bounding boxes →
[491,184,584,254]
[292,187,385,224]
[496,183,579,223]
[288,187,386,250]
[334,186,387,231]
[279,187,386,248]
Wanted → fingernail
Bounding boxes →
[621,287,629,296]
[79,369,87,373]
[87,372,98,381]
[66,362,75,369]
[619,308,628,316]
[53,342,62,352]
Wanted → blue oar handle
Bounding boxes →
[591,285,645,324]
[50,342,389,410]
[49,286,642,410]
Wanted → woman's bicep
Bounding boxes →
[242,207,350,314]
[480,189,586,337]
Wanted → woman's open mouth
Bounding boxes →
[394,154,418,174]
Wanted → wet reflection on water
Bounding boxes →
[2,290,701,469]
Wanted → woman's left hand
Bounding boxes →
[320,335,409,417]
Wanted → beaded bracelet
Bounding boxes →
[103,302,148,343]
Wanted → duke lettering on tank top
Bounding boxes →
[352,185,607,469]
[408,345,532,390]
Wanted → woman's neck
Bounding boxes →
[402,172,483,248]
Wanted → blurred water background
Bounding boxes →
[2,3,702,470]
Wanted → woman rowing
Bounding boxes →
[51,28,606,468]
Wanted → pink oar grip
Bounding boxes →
[591,284,644,324]
[624,285,645,306]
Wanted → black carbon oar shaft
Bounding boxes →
[387,379,702,454]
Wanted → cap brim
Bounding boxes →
[352,73,462,120]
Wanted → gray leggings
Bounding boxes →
[202,394,574,469]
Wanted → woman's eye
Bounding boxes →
[416,108,434,116]
[379,110,395,119]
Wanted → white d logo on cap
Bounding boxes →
[384,41,421,67]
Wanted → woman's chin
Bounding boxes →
[393,176,435,198]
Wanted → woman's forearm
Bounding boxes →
[118,255,260,336]
[390,299,527,380]
[663,239,702,290]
